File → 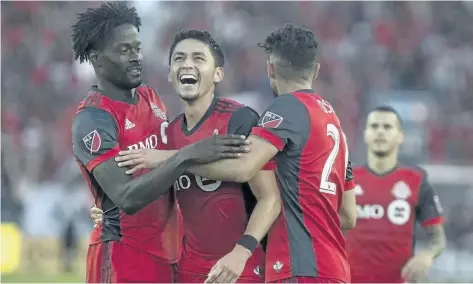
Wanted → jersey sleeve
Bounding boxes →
[415,174,444,227]
[228,106,275,171]
[251,95,310,151]
[72,108,120,172]
[344,160,356,190]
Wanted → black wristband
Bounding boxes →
[237,234,258,253]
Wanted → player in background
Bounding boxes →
[93,29,281,283]
[114,24,357,283]
[346,106,446,283]
[71,3,249,283]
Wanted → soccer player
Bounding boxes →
[95,29,282,283]
[115,24,357,283]
[345,106,446,283]
[71,3,249,283]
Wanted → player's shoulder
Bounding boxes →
[77,87,107,111]
[267,94,309,114]
[135,84,162,100]
[396,163,428,180]
[73,108,117,130]
[352,163,367,171]
[215,97,247,113]
[213,98,258,118]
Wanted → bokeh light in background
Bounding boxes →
[1,1,472,282]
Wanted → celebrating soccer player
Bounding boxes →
[345,106,446,283]
[90,29,282,283]
[113,24,357,283]
[71,3,249,283]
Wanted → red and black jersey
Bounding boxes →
[71,85,181,263]
[167,98,270,279]
[346,164,444,283]
[251,90,351,282]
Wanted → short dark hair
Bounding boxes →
[258,23,318,80]
[368,105,403,128]
[71,2,141,63]
[168,30,224,67]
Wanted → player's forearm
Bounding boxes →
[121,152,192,214]
[242,171,281,243]
[188,159,244,182]
[421,225,446,259]
[244,193,281,242]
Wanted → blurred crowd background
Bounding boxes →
[1,1,472,282]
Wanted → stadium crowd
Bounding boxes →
[1,1,472,280]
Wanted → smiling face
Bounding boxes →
[94,23,143,90]
[364,111,404,157]
[169,38,223,102]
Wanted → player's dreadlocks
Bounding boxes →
[258,24,318,80]
[71,2,141,63]
[168,30,225,67]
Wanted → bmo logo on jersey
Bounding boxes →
[357,204,385,219]
[126,122,169,150]
[357,201,411,225]
[174,174,222,192]
[127,134,160,150]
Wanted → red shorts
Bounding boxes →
[269,277,346,283]
[177,270,262,283]
[86,241,177,283]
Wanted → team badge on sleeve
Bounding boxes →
[83,130,102,153]
[260,111,283,128]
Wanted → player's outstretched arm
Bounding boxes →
[94,136,248,214]
[73,108,248,215]
[189,135,278,182]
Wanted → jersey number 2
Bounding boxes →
[320,123,347,195]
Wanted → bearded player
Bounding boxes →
[71,4,249,283]
[91,29,282,283]
[113,24,357,283]
[345,106,446,283]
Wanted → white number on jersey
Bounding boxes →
[160,121,169,145]
[319,123,346,195]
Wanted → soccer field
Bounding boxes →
[1,273,83,283]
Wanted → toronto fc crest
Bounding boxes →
[150,103,167,120]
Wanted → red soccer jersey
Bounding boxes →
[167,98,269,280]
[251,90,351,282]
[346,165,444,283]
[71,85,181,263]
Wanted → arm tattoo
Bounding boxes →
[424,225,446,259]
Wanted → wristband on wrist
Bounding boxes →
[237,234,258,253]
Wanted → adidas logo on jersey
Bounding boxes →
[354,185,364,196]
[125,118,135,130]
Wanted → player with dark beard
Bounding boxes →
[71,3,249,283]
[345,106,446,283]
[112,24,357,283]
